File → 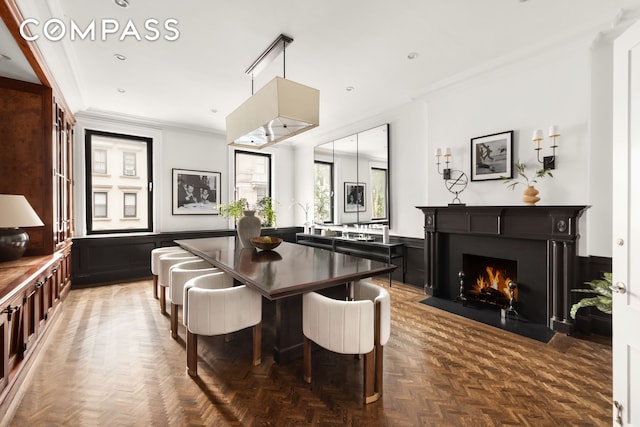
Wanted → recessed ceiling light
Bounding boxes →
[346,86,355,92]
[0,53,11,61]
[117,88,126,93]
[114,0,130,7]
[114,53,127,61]
[407,52,419,60]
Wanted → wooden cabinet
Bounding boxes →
[0,74,74,416]
[0,254,67,412]
[0,77,75,256]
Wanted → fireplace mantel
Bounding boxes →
[416,205,589,334]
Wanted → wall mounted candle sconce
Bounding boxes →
[435,147,452,180]
[434,147,468,205]
[532,126,559,170]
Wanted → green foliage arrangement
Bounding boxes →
[256,196,278,227]
[218,198,248,221]
[501,161,554,190]
[570,272,613,319]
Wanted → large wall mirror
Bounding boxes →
[313,123,390,228]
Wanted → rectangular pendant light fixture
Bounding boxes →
[226,34,320,149]
[226,76,319,149]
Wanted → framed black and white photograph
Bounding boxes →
[172,168,221,215]
[344,182,365,212]
[470,130,513,181]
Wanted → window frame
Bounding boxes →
[93,191,108,218]
[233,150,272,207]
[123,192,137,218]
[370,167,389,221]
[314,160,334,224]
[123,151,137,177]
[92,149,107,174]
[84,129,153,235]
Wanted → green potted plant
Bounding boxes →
[501,161,553,205]
[218,198,248,222]
[570,272,613,320]
[256,196,277,227]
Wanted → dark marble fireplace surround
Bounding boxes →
[417,205,588,334]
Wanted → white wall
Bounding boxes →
[74,32,617,256]
[292,35,615,256]
[73,112,296,236]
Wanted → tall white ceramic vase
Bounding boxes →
[237,210,261,248]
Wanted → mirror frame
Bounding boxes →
[313,123,390,228]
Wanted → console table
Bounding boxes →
[295,233,404,283]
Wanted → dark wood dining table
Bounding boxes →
[175,236,396,363]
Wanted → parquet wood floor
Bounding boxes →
[3,279,611,426]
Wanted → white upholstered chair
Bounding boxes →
[302,279,391,404]
[151,247,189,299]
[169,259,232,339]
[183,272,262,376]
[157,252,200,314]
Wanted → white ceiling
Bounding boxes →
[2,0,639,142]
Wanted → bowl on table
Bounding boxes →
[250,236,282,251]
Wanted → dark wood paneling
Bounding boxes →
[71,227,301,287]
[390,236,423,288]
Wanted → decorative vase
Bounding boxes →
[237,210,261,248]
[522,186,541,206]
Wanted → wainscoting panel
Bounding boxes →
[71,228,299,287]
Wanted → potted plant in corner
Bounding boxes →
[501,161,553,205]
[570,272,613,320]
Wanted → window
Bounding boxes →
[123,152,137,176]
[314,161,334,223]
[123,193,137,217]
[93,149,107,174]
[234,150,271,208]
[85,130,153,234]
[371,167,388,220]
[94,192,108,218]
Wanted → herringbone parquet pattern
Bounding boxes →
[4,279,611,426]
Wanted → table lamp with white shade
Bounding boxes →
[0,194,44,262]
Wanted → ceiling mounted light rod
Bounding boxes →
[226,33,319,150]
[245,34,293,78]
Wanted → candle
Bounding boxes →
[548,125,560,137]
[532,129,544,141]
[435,148,442,157]
[444,147,452,157]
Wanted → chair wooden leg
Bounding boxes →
[374,300,383,397]
[252,322,262,366]
[170,303,178,339]
[303,336,312,384]
[153,275,158,299]
[375,344,384,397]
[186,330,198,377]
[363,349,379,404]
[160,287,166,314]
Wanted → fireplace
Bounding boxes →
[417,205,588,333]
[462,254,517,309]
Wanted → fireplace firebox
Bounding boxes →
[416,205,588,333]
[461,254,518,309]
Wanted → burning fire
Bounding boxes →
[474,266,516,300]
